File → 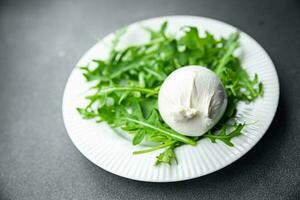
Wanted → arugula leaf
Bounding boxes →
[132,130,146,145]
[122,117,196,145]
[155,145,178,165]
[204,123,245,146]
[76,108,98,119]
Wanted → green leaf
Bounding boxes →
[204,123,245,146]
[145,21,168,40]
[155,146,177,165]
[122,117,196,145]
[76,108,98,119]
[132,130,146,145]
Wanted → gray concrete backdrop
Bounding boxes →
[0,0,299,199]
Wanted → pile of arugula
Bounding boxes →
[77,22,263,165]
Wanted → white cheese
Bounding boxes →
[158,66,227,136]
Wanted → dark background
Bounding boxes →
[0,0,299,199]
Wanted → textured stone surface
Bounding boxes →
[0,0,299,199]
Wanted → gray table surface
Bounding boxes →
[1,0,300,199]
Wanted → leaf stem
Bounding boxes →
[123,117,196,145]
[85,86,158,108]
[133,141,176,155]
[99,87,158,95]
[215,43,238,75]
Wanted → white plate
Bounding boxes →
[62,16,279,182]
